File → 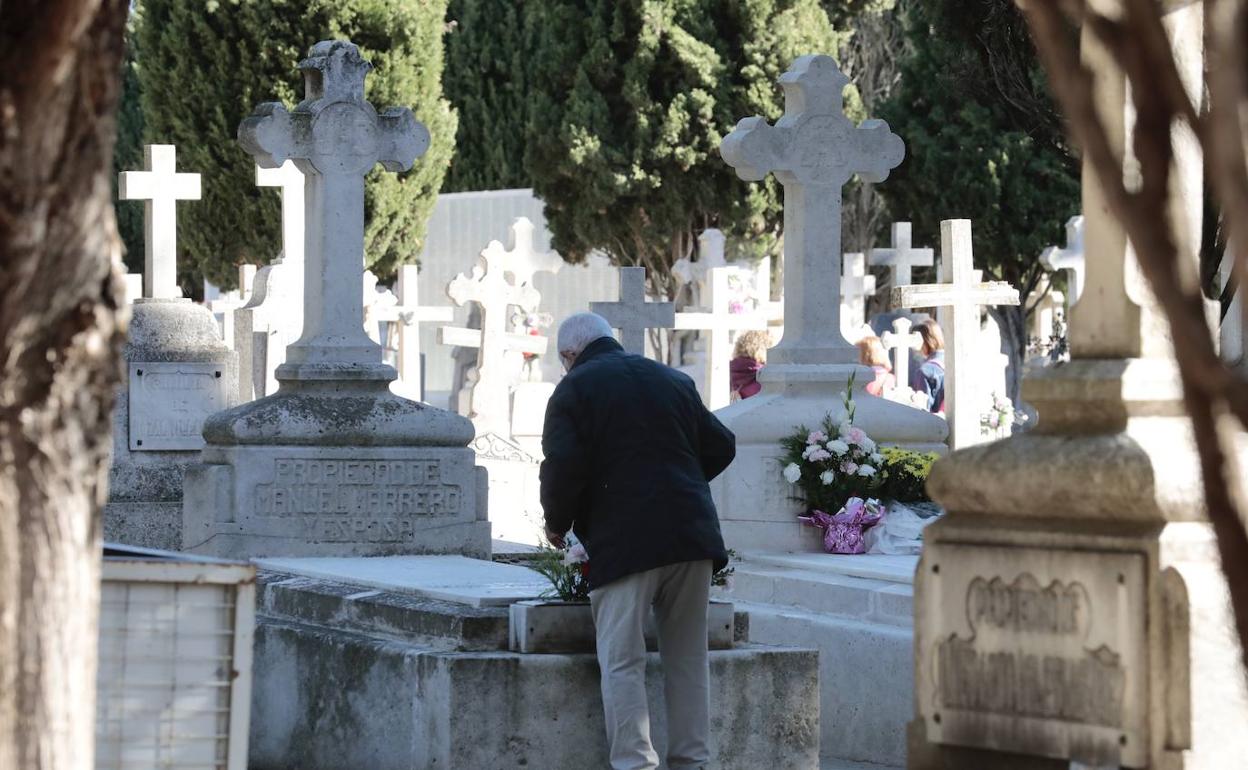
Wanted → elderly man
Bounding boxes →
[540,312,735,770]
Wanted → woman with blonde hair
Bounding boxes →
[729,330,771,401]
[856,335,896,396]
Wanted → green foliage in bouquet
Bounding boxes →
[530,543,591,602]
[876,447,938,503]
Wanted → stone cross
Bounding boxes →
[881,317,923,393]
[389,265,453,401]
[442,232,546,436]
[590,266,675,356]
[673,229,730,308]
[869,221,933,290]
[721,55,904,366]
[255,160,306,272]
[499,217,562,296]
[1040,214,1085,305]
[891,219,1019,449]
[674,267,769,409]
[840,252,876,335]
[119,144,202,300]
[238,40,429,378]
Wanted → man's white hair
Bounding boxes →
[558,312,615,356]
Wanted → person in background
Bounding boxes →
[856,335,896,397]
[541,312,735,770]
[729,329,770,402]
[911,319,946,413]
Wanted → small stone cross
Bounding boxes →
[721,55,904,366]
[674,267,769,409]
[591,267,676,356]
[673,229,730,308]
[255,160,305,271]
[1040,215,1085,305]
[388,265,453,402]
[442,233,546,436]
[891,219,1019,449]
[869,222,933,290]
[881,317,923,393]
[119,144,202,300]
[238,40,429,378]
[840,252,876,335]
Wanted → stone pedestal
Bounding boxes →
[711,362,947,553]
[105,299,237,550]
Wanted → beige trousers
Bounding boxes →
[589,560,712,770]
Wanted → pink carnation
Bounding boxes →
[846,427,868,446]
[807,430,828,445]
[842,461,859,475]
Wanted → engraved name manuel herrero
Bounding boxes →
[254,458,462,543]
[936,573,1126,729]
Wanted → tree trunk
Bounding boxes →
[989,305,1028,406]
[0,2,129,769]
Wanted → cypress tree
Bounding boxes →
[133,0,456,287]
[113,29,146,275]
[876,0,1079,399]
[442,0,531,192]
[524,0,848,292]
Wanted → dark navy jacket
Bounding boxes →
[539,337,735,590]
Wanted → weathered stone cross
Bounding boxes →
[239,40,429,378]
[673,229,730,308]
[675,267,769,409]
[721,55,904,366]
[891,219,1019,449]
[1040,214,1085,305]
[869,221,933,290]
[499,217,563,296]
[389,265,453,402]
[119,144,202,300]
[881,316,923,393]
[591,266,676,356]
[840,252,876,335]
[441,234,548,436]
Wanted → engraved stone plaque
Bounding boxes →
[128,362,228,451]
[917,544,1147,767]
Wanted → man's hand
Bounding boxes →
[545,527,567,549]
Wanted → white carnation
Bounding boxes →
[825,439,850,455]
[783,463,802,483]
[857,464,877,477]
[819,470,835,485]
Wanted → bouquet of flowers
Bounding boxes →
[980,392,1028,438]
[779,384,889,553]
[532,538,738,600]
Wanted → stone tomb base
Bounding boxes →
[182,445,491,559]
[248,556,820,770]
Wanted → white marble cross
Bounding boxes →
[673,229,730,308]
[1040,215,1085,305]
[721,55,904,366]
[869,221,933,289]
[441,232,546,436]
[499,217,562,295]
[881,317,923,394]
[590,266,675,356]
[256,160,306,273]
[675,267,769,409]
[238,40,429,379]
[891,219,1019,449]
[119,144,202,300]
[840,252,876,336]
[388,265,453,401]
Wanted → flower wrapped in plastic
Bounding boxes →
[799,497,886,554]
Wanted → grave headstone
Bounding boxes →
[710,54,947,552]
[674,267,768,409]
[439,218,552,437]
[891,220,1019,450]
[385,265,454,402]
[840,251,876,339]
[235,161,306,403]
[590,266,675,356]
[1040,214,1085,306]
[910,7,1247,768]
[206,264,257,349]
[869,221,934,292]
[881,316,923,397]
[105,145,238,551]
[673,228,730,307]
[183,40,487,559]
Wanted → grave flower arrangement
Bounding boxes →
[779,383,889,554]
[980,391,1028,439]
